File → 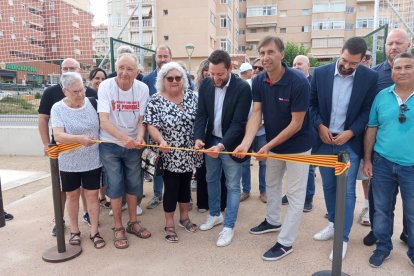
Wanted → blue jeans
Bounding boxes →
[241,134,267,193]
[315,143,360,242]
[371,152,414,259]
[153,175,163,198]
[205,137,242,228]
[306,165,316,200]
[99,143,143,199]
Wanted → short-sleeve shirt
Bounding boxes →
[372,61,393,92]
[97,78,149,142]
[252,63,312,154]
[144,90,203,173]
[368,85,414,166]
[51,98,101,172]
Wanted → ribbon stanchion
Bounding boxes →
[47,141,350,176]
[42,144,82,263]
[0,177,5,228]
[313,151,350,276]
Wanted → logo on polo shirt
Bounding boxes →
[278,97,289,102]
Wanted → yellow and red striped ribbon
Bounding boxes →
[47,141,350,176]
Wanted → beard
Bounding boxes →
[338,64,355,76]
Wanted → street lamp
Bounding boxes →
[185,43,195,74]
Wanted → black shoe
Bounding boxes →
[249,219,281,235]
[4,212,14,221]
[281,195,289,205]
[369,250,390,268]
[262,242,293,261]
[400,232,408,244]
[303,199,313,212]
[363,230,377,246]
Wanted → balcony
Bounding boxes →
[246,16,277,28]
[245,32,266,43]
[356,0,374,3]
[129,19,154,31]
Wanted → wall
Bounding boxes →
[0,127,44,156]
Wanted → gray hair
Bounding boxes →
[117,45,135,55]
[115,53,138,70]
[61,58,80,69]
[60,72,83,89]
[155,62,189,92]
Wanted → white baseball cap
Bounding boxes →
[239,63,253,73]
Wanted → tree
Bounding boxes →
[283,42,319,67]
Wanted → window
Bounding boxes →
[73,35,80,42]
[302,25,310,32]
[250,28,256,33]
[10,16,15,24]
[247,6,276,17]
[72,8,79,15]
[220,38,232,52]
[51,31,56,38]
[8,0,13,6]
[210,11,215,25]
[72,22,80,28]
[220,15,230,28]
[23,36,27,42]
[346,7,354,13]
[117,15,122,27]
[312,19,345,30]
[280,28,286,33]
[0,31,3,38]
[345,24,353,30]
[279,10,287,17]
[21,3,25,10]
[210,36,215,49]
[163,9,168,15]
[239,29,245,35]
[356,18,374,29]
[313,2,346,13]
[302,9,310,16]
[221,0,228,3]
[73,49,81,55]
[239,12,246,19]
[11,33,16,41]
[22,20,26,26]
[251,44,257,51]
[50,16,56,23]
[239,45,246,52]
[0,13,2,21]
[49,1,55,10]
[164,35,169,41]
[52,45,57,52]
[312,38,343,48]
[268,27,276,32]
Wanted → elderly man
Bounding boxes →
[107,45,144,81]
[38,58,97,236]
[98,53,151,249]
[195,50,252,247]
[364,52,414,268]
[234,36,312,261]
[364,28,412,246]
[293,55,312,82]
[310,37,378,260]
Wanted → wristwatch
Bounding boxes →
[217,143,226,151]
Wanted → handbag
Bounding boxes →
[141,147,164,176]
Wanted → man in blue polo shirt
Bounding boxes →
[234,35,312,261]
[363,52,414,268]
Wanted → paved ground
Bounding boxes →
[0,155,412,276]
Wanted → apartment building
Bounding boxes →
[93,24,110,57]
[0,0,94,85]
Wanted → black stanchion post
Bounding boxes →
[313,151,350,276]
[42,144,81,263]
[0,177,5,228]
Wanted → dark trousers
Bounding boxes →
[196,160,227,211]
[162,170,192,213]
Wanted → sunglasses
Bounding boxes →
[364,55,372,61]
[253,66,264,71]
[399,103,409,123]
[165,76,182,82]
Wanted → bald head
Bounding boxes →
[293,55,310,77]
[386,29,411,64]
[61,58,80,73]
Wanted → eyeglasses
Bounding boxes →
[339,58,360,68]
[66,87,85,94]
[399,103,409,123]
[165,76,182,82]
[364,55,372,61]
[253,66,264,71]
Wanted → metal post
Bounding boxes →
[42,144,81,263]
[0,177,5,228]
[313,151,350,276]
[188,55,192,76]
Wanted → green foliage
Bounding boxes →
[283,42,319,67]
[35,92,41,99]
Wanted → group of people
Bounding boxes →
[37,28,413,269]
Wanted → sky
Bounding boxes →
[90,0,108,25]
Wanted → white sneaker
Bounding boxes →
[109,203,128,216]
[199,213,224,231]
[216,227,234,247]
[136,204,143,216]
[313,222,334,241]
[358,207,371,226]
[329,241,348,261]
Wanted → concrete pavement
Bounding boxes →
[0,155,412,275]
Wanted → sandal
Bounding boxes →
[126,221,151,239]
[90,232,106,249]
[99,199,111,209]
[112,226,129,249]
[164,226,178,243]
[179,218,198,233]
[69,232,81,246]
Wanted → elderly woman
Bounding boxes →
[51,72,105,249]
[144,62,202,243]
